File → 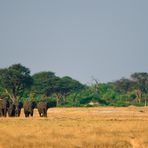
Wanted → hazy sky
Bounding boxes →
[0,0,148,84]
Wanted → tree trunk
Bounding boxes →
[136,89,142,104]
[5,89,17,103]
[13,95,17,104]
[73,93,77,103]
[145,98,147,106]
[56,94,62,106]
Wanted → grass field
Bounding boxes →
[0,107,148,148]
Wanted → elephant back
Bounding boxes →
[8,101,23,117]
[0,98,9,109]
[37,102,47,110]
[37,102,48,117]
[23,101,36,111]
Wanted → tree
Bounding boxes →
[114,78,134,93]
[31,71,58,96]
[131,72,148,93]
[0,64,32,103]
[131,73,148,104]
[53,76,85,106]
[32,73,84,106]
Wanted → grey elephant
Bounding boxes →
[0,98,9,117]
[37,102,48,117]
[23,101,36,117]
[8,101,23,117]
[8,103,15,117]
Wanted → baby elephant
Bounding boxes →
[23,101,36,117]
[37,102,48,117]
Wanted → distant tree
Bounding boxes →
[114,78,134,93]
[54,76,85,105]
[31,71,58,96]
[131,72,148,93]
[0,86,4,96]
[98,83,117,103]
[0,64,32,103]
[32,72,84,105]
[135,89,142,103]
[130,73,148,104]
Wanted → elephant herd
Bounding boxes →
[0,98,48,117]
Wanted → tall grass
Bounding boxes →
[0,107,148,148]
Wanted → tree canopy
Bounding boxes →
[0,64,148,107]
[0,64,32,102]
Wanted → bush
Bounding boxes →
[47,98,57,108]
[113,101,131,107]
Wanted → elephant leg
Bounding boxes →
[2,109,5,117]
[38,109,42,117]
[44,112,47,117]
[3,108,7,117]
[39,112,42,117]
[8,109,11,117]
[25,113,29,117]
[0,109,2,117]
[18,109,21,117]
[11,110,16,117]
[8,108,15,117]
[30,110,33,117]
[25,111,29,117]
[15,110,19,117]
[25,113,28,117]
[41,111,44,117]
[44,109,47,117]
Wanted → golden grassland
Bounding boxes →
[0,107,148,148]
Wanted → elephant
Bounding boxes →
[37,102,48,117]
[8,103,16,117]
[14,102,23,117]
[0,98,10,117]
[8,101,23,117]
[23,101,36,117]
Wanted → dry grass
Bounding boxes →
[0,107,148,148]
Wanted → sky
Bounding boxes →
[0,0,148,84]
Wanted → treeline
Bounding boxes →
[0,64,148,107]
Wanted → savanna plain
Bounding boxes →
[0,107,148,148]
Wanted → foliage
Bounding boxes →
[31,72,85,106]
[0,64,148,107]
[131,72,148,93]
[0,64,32,102]
[31,71,57,96]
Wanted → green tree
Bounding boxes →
[114,78,134,93]
[54,76,84,106]
[32,72,84,106]
[31,71,58,96]
[0,64,32,103]
[131,72,148,93]
[130,73,148,104]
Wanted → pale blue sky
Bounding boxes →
[0,0,148,83]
